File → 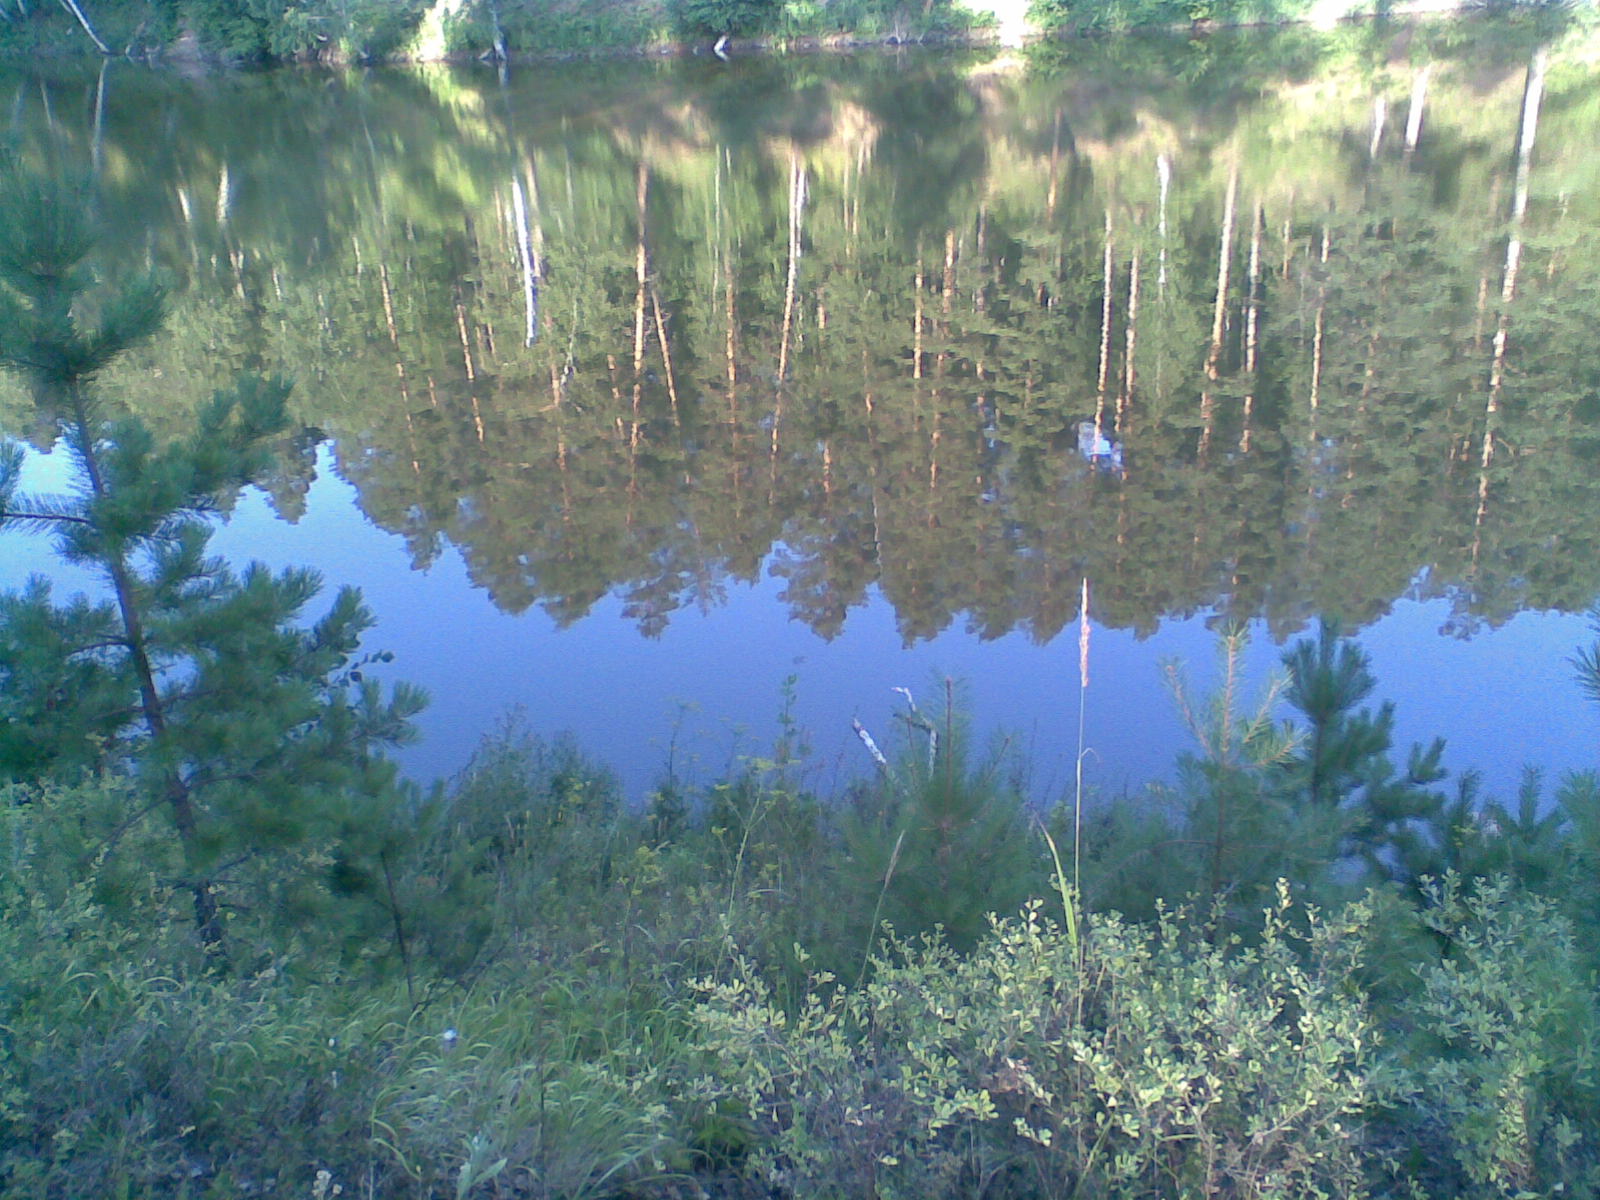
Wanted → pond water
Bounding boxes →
[3,19,1599,803]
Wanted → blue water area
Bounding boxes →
[7,445,1589,805]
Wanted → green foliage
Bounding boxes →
[1021,0,1518,34]
[1098,627,1308,925]
[0,172,425,955]
[664,0,982,40]
[1390,875,1600,1197]
[696,886,1376,1200]
[1571,599,1600,705]
[1026,0,1183,35]
[161,0,429,60]
[0,572,129,778]
[669,0,775,37]
[693,949,999,1198]
[371,975,685,1199]
[386,719,628,978]
[1281,621,1447,886]
[1085,625,1462,926]
[0,785,398,1198]
[5,28,1600,1199]
[464,0,666,56]
[841,681,1043,960]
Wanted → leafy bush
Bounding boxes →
[670,0,781,37]
[692,948,1000,1199]
[1389,875,1600,1197]
[1026,0,1318,33]
[695,885,1376,1200]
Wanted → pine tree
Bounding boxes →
[1281,620,1446,886]
[843,680,1040,957]
[0,172,425,954]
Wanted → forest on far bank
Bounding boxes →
[2,0,1593,64]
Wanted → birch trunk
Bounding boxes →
[1156,154,1171,296]
[1199,167,1238,457]
[1095,209,1114,435]
[773,151,806,485]
[511,175,539,348]
[1404,64,1432,155]
[1119,248,1139,437]
[1475,47,1548,554]
[1241,201,1263,452]
[57,0,109,53]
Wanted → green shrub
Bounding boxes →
[1389,875,1600,1198]
[692,948,999,1199]
[695,885,1376,1199]
[669,0,780,37]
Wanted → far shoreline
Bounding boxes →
[1,0,1582,70]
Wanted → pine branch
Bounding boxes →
[67,638,133,656]
[2,509,93,532]
[2,490,92,533]
[93,794,170,861]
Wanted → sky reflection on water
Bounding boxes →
[10,445,1583,804]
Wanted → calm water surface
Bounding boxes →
[3,22,1598,800]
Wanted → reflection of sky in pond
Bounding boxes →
[6,445,1590,804]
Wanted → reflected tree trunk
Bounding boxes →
[454,300,477,382]
[1309,225,1329,438]
[632,161,649,462]
[651,284,680,427]
[1280,202,1293,281]
[1475,46,1548,557]
[511,175,539,348]
[1200,166,1238,457]
[1404,63,1432,155]
[1471,176,1505,354]
[216,162,231,228]
[975,203,988,314]
[1241,200,1262,453]
[1156,154,1171,297]
[716,146,740,448]
[1046,109,1063,219]
[379,261,400,347]
[913,236,925,381]
[91,61,107,176]
[1119,247,1139,439]
[1096,208,1114,435]
[777,149,806,387]
[773,150,807,491]
[57,0,109,53]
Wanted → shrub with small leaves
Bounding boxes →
[694,886,1377,1200]
[1394,875,1600,1198]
